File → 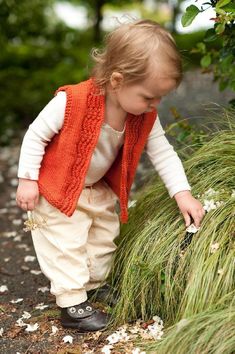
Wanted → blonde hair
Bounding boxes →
[91,19,182,88]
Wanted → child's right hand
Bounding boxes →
[16,178,39,211]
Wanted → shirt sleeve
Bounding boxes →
[17,91,66,180]
[146,116,191,197]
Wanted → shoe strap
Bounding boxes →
[67,302,96,319]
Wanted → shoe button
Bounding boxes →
[77,308,84,314]
[86,306,93,311]
[69,307,76,314]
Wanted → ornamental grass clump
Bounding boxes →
[110,113,235,336]
[147,304,235,354]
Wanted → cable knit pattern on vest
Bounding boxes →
[38,78,157,223]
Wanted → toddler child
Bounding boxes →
[16,19,205,332]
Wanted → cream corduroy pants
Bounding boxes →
[31,180,120,308]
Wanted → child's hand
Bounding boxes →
[174,190,205,228]
[16,178,39,211]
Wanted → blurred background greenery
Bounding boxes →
[0,0,233,145]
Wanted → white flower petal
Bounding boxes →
[186,224,200,233]
[16,318,27,327]
[10,298,23,304]
[30,270,42,275]
[210,242,220,253]
[50,325,59,335]
[22,311,31,319]
[38,286,49,293]
[101,345,113,354]
[128,200,137,208]
[25,323,39,332]
[35,303,49,310]
[24,255,36,262]
[0,285,8,293]
[63,335,73,344]
[132,349,146,354]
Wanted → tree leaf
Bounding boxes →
[216,0,231,8]
[215,22,226,34]
[181,5,201,27]
[220,3,235,12]
[204,28,217,42]
[201,54,212,68]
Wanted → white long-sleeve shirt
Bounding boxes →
[18,92,191,197]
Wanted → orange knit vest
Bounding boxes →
[38,78,157,223]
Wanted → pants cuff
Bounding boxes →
[56,290,87,308]
[85,281,104,291]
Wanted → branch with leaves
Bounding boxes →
[182,0,235,99]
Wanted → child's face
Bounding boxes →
[113,74,177,116]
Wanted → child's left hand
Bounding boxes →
[174,190,205,228]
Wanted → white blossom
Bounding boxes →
[186,224,200,233]
[210,242,220,254]
[101,345,113,354]
[107,327,130,344]
[147,323,164,340]
[35,303,49,310]
[30,270,42,275]
[204,188,218,196]
[63,335,73,344]
[106,332,121,344]
[24,255,36,262]
[50,325,58,335]
[16,318,27,327]
[25,323,39,332]
[38,286,49,293]
[132,348,146,354]
[218,268,224,275]
[0,285,8,293]
[129,325,140,334]
[10,298,23,304]
[128,200,137,208]
[231,190,235,198]
[203,199,217,212]
[0,328,3,336]
[22,311,31,319]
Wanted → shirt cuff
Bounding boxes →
[17,169,39,181]
[168,183,191,198]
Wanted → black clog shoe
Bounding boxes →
[61,300,110,332]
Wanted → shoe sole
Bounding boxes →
[61,322,108,332]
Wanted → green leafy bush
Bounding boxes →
[182,0,235,96]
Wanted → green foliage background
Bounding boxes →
[0,0,94,144]
[0,0,233,145]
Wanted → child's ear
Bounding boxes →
[110,72,124,89]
